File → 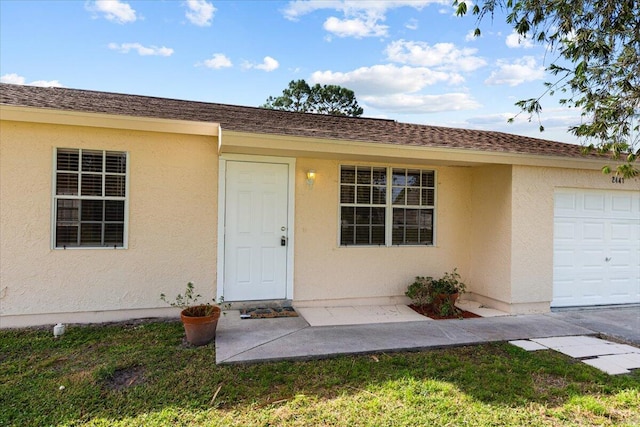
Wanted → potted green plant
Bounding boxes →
[431,268,466,315]
[405,268,467,317]
[160,282,221,346]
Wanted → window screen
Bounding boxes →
[54,148,127,248]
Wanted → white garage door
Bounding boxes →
[553,188,640,307]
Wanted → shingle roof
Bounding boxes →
[1,83,590,158]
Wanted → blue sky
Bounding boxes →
[0,0,583,144]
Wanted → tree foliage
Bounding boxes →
[263,79,364,117]
[455,0,639,177]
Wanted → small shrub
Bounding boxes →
[405,268,467,317]
[431,268,466,295]
[405,276,435,307]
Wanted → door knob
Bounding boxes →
[281,236,287,246]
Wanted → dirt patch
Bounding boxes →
[532,372,569,394]
[531,372,570,406]
[409,304,481,320]
[103,366,146,391]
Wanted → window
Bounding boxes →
[340,165,435,246]
[53,148,128,248]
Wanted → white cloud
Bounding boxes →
[311,64,459,96]
[283,1,445,38]
[385,39,486,72]
[464,108,583,144]
[283,1,441,20]
[405,18,418,30]
[323,16,387,38]
[465,112,518,127]
[505,31,534,48]
[362,92,481,113]
[258,56,280,71]
[108,42,174,56]
[86,0,136,24]
[202,53,233,69]
[185,0,215,26]
[465,29,478,42]
[484,56,544,86]
[29,80,64,87]
[243,56,279,72]
[1,73,62,87]
[0,73,25,84]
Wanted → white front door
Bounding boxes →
[552,189,640,307]
[223,161,290,301]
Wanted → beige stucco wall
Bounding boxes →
[292,158,473,306]
[3,112,637,326]
[468,165,513,308]
[0,120,218,327]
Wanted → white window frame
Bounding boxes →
[338,164,437,247]
[51,148,130,249]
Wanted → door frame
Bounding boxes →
[217,154,296,302]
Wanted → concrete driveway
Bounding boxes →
[548,306,640,345]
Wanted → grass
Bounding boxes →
[1,320,639,426]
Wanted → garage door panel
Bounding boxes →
[583,193,606,212]
[552,279,577,300]
[581,248,607,269]
[554,220,577,241]
[582,221,606,242]
[554,249,575,267]
[610,222,636,241]
[611,195,632,213]
[555,192,577,212]
[580,278,603,300]
[553,189,640,307]
[609,248,634,266]
[609,277,635,298]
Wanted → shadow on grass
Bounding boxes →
[1,320,639,426]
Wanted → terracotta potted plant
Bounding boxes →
[161,282,221,346]
[405,268,467,317]
[431,268,466,316]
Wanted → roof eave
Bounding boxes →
[0,104,220,136]
[220,130,610,170]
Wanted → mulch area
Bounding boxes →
[409,304,481,320]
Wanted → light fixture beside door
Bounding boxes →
[306,169,316,187]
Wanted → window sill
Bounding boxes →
[53,246,127,250]
[338,244,436,248]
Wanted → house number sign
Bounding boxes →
[611,176,625,184]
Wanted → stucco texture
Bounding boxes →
[292,160,639,314]
[469,165,513,306]
[0,121,218,325]
[293,158,473,305]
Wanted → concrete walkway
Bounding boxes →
[216,305,639,365]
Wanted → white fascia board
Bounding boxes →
[220,131,613,170]
[0,105,219,136]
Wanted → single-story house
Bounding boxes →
[1,83,638,328]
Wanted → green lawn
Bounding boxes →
[1,320,638,426]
